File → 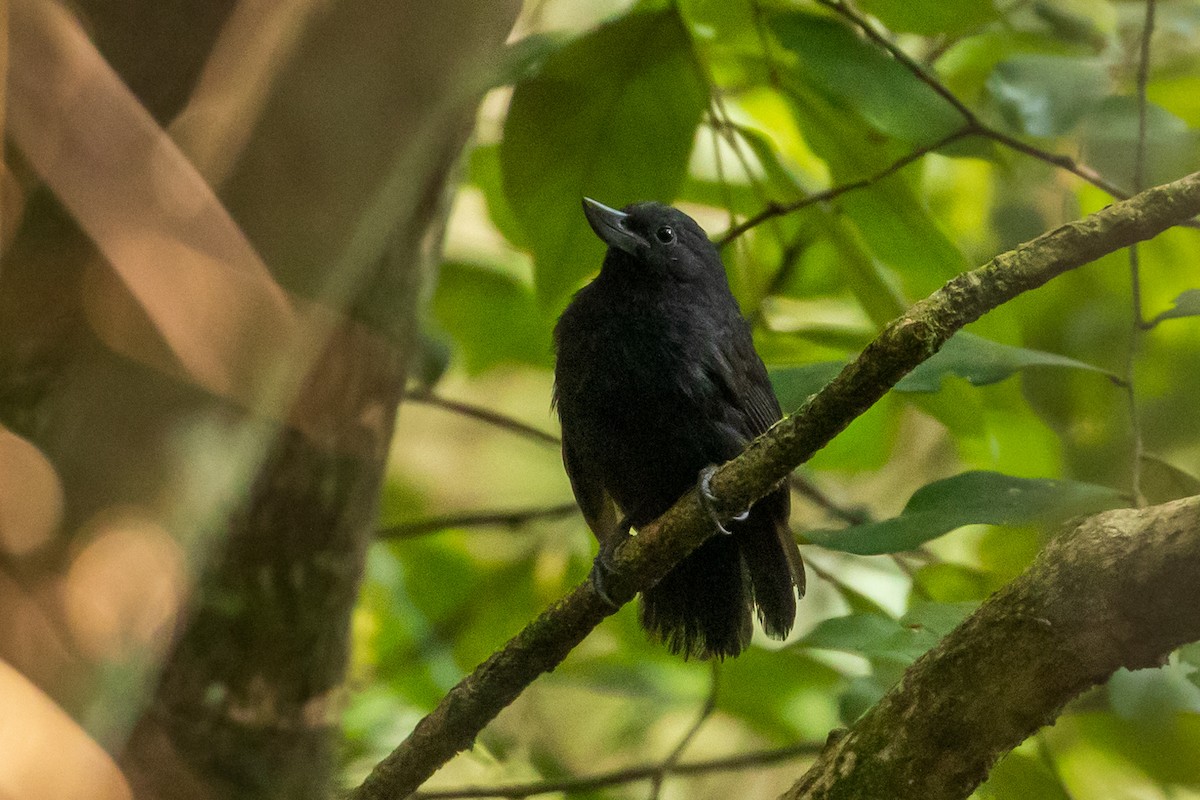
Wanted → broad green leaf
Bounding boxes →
[1139,455,1200,506]
[979,751,1073,800]
[501,10,706,306]
[896,331,1117,391]
[1152,289,1200,324]
[801,613,901,654]
[986,54,1111,137]
[770,14,974,299]
[856,0,999,36]
[770,12,962,146]
[468,144,528,248]
[1051,712,1200,790]
[767,332,1113,407]
[769,361,845,410]
[1081,98,1200,191]
[806,471,1125,555]
[937,30,1085,106]
[717,648,846,740]
[431,262,554,373]
[901,600,977,638]
[913,563,990,603]
[1030,1,1114,46]
[1108,664,1200,722]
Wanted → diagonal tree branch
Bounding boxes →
[784,494,1200,800]
[349,171,1200,800]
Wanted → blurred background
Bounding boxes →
[2,0,1200,798]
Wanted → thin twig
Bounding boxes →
[816,0,973,118]
[378,502,580,540]
[717,127,972,245]
[404,389,560,447]
[648,663,721,800]
[811,0,1147,203]
[410,741,822,799]
[1124,0,1156,507]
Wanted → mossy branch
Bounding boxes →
[350,172,1200,800]
[785,496,1200,800]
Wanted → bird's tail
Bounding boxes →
[639,487,804,659]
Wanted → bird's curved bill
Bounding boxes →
[582,197,643,255]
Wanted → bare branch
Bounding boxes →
[378,502,579,540]
[404,389,561,447]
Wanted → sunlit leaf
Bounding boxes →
[501,9,706,306]
[806,471,1126,555]
[979,751,1073,800]
[1151,289,1200,324]
[856,0,999,36]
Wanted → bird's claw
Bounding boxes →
[697,465,747,535]
[590,521,632,609]
[590,553,621,609]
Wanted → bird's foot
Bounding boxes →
[697,465,748,536]
[590,518,633,609]
[589,557,620,609]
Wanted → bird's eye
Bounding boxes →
[655,226,676,244]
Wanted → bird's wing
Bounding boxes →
[562,434,621,546]
[708,324,783,440]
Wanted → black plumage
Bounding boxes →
[553,198,805,659]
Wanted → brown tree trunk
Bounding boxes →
[0,1,519,798]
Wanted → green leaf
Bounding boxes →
[1108,664,1200,722]
[979,751,1073,800]
[770,12,962,146]
[1081,98,1200,191]
[855,0,999,36]
[431,262,554,373]
[900,601,977,639]
[468,144,528,249]
[767,332,1112,407]
[896,331,1117,392]
[801,613,901,654]
[1139,455,1200,506]
[768,361,845,410]
[801,612,940,665]
[806,471,1126,555]
[501,10,707,306]
[1152,289,1200,324]
[913,562,990,603]
[986,54,1110,137]
[770,13,974,300]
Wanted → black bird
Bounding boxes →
[553,198,805,659]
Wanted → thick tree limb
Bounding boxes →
[785,495,1200,800]
[351,173,1200,800]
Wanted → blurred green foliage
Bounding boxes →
[354,0,1200,797]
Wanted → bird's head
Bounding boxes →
[582,198,725,286]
